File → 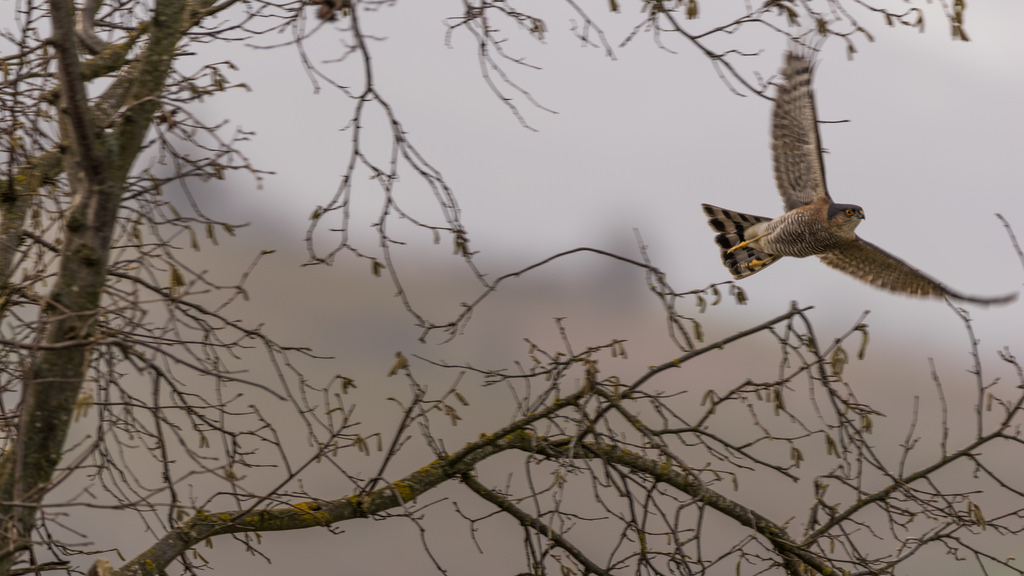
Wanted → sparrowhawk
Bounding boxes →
[702,50,1016,305]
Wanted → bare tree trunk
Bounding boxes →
[0,0,185,569]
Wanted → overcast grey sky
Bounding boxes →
[105,2,1024,572]
[7,1,1022,573]
[196,1,1023,359]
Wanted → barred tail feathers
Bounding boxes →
[701,204,781,279]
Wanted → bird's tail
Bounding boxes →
[701,204,781,279]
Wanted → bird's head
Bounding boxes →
[828,203,865,231]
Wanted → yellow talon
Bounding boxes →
[726,241,749,255]
[747,259,767,270]
[727,231,769,255]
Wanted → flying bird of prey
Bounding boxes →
[701,50,1017,305]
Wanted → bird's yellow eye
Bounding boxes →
[845,209,854,216]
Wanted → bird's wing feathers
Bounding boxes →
[772,52,830,212]
[818,238,1018,305]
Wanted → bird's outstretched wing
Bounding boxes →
[772,51,830,212]
[818,238,1018,305]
